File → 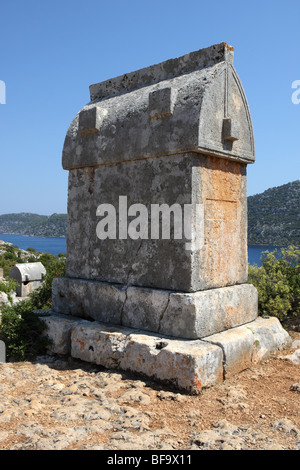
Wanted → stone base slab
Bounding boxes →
[52,277,258,339]
[38,311,291,394]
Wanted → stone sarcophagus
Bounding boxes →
[10,262,46,297]
[48,43,291,392]
[53,42,256,337]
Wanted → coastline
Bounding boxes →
[0,233,293,266]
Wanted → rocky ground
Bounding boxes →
[0,330,299,452]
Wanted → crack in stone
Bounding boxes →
[158,292,171,334]
[125,239,143,287]
[120,287,128,326]
[202,338,226,381]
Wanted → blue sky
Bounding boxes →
[0,0,299,215]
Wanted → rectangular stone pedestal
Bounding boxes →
[38,312,292,394]
[52,277,258,339]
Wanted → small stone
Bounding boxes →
[157,391,184,402]
[290,383,300,393]
[280,349,300,365]
[117,389,151,405]
[273,419,299,436]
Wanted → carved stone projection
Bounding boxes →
[47,43,291,393]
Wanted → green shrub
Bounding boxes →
[0,300,50,360]
[26,247,37,253]
[4,252,16,261]
[0,254,66,360]
[248,245,300,321]
[0,278,19,295]
[0,278,19,304]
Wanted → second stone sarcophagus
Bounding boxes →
[52,42,258,339]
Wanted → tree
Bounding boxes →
[248,245,300,321]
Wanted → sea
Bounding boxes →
[0,233,287,266]
[0,233,67,257]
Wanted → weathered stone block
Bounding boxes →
[122,286,169,332]
[121,334,224,393]
[246,317,292,362]
[160,283,258,339]
[38,312,87,356]
[63,153,248,293]
[39,313,292,393]
[202,317,292,378]
[71,322,133,369]
[52,277,126,323]
[52,278,257,339]
[71,320,224,393]
[203,325,255,379]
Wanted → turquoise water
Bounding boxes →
[0,233,286,266]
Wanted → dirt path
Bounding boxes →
[0,331,299,451]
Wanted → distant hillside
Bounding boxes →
[0,181,299,244]
[248,180,300,245]
[0,213,67,238]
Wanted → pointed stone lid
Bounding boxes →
[62,43,255,170]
